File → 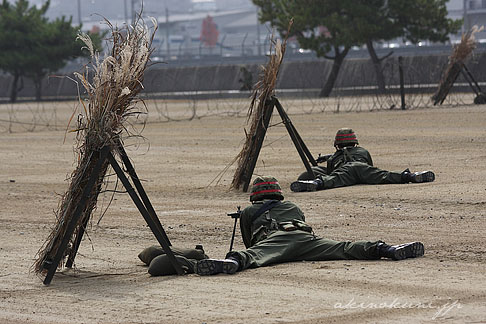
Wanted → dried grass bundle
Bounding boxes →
[231,21,292,190]
[33,17,157,274]
[432,25,484,105]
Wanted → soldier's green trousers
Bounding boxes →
[320,161,403,189]
[227,230,382,270]
[298,166,328,180]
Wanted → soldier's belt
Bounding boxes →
[250,219,313,246]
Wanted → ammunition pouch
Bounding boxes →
[278,219,313,233]
[251,219,313,244]
[279,222,297,231]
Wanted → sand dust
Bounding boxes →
[0,99,485,323]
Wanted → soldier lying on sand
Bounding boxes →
[290,128,435,192]
[193,176,424,275]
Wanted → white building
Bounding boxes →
[448,0,486,40]
[155,6,269,59]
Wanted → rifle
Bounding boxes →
[316,153,332,164]
[227,206,241,253]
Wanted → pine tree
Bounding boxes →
[252,0,461,97]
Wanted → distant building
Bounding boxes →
[191,0,218,12]
[155,7,269,59]
[448,0,486,40]
[70,0,483,59]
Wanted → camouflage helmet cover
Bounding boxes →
[250,176,284,202]
[334,128,358,146]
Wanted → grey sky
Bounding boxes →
[25,0,254,25]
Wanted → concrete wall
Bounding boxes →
[1,52,485,101]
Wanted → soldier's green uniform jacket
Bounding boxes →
[298,146,404,189]
[326,146,373,173]
[226,199,382,270]
[322,146,403,188]
[239,199,306,248]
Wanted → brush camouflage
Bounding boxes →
[334,128,358,147]
[250,176,284,202]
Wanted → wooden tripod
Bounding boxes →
[41,141,184,285]
[240,96,318,192]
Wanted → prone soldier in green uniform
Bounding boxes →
[195,176,424,275]
[290,128,435,192]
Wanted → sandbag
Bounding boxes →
[297,166,327,180]
[138,245,208,265]
[148,255,198,276]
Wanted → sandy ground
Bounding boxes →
[1,99,485,324]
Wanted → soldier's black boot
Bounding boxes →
[195,257,239,275]
[401,169,435,183]
[410,170,435,183]
[290,177,324,192]
[400,168,412,183]
[377,242,425,260]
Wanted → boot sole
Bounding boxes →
[412,171,435,183]
[196,259,238,275]
[392,242,424,260]
[290,181,318,192]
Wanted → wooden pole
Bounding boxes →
[398,56,406,110]
[107,152,184,275]
[116,141,171,245]
[241,100,275,192]
[274,98,316,178]
[43,147,110,285]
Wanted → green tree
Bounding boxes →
[26,16,104,101]
[0,0,49,102]
[254,0,363,97]
[0,0,104,102]
[363,0,462,92]
[253,0,461,97]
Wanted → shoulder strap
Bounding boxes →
[342,147,354,163]
[251,200,281,223]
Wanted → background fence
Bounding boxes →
[1,50,484,133]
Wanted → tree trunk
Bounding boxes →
[33,75,42,101]
[9,73,22,103]
[366,40,386,93]
[319,46,350,97]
